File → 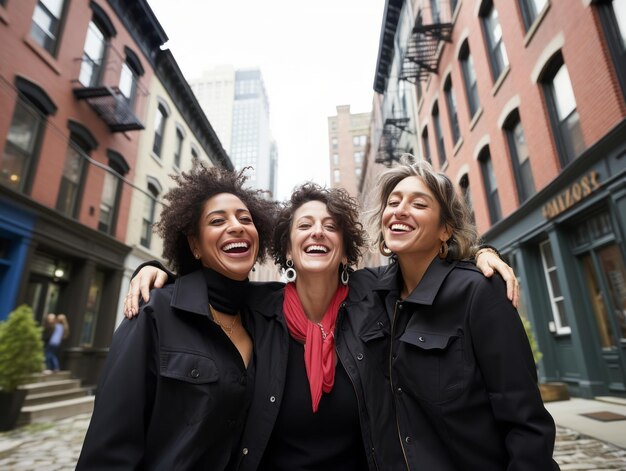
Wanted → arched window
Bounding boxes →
[539,53,584,166]
[443,75,461,145]
[152,99,170,157]
[478,146,502,224]
[458,40,480,118]
[30,0,67,56]
[479,0,509,81]
[1,78,57,192]
[503,110,535,203]
[141,177,162,248]
[98,150,129,235]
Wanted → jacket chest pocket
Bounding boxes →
[159,350,220,424]
[394,329,465,403]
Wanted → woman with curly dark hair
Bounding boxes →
[77,162,277,470]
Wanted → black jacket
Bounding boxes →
[375,258,559,470]
[76,270,255,470]
[232,270,405,471]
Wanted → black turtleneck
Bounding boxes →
[202,267,250,316]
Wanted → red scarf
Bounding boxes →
[283,282,349,413]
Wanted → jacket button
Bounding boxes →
[356,353,364,361]
[398,304,403,310]
[269,395,276,403]
[377,321,384,328]
[190,368,200,378]
[396,387,402,395]
[242,448,249,455]
[405,436,412,444]
[418,336,425,342]
[340,302,346,308]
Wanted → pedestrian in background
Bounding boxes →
[45,313,69,373]
[42,313,57,374]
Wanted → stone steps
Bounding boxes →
[16,371,94,426]
[17,396,94,426]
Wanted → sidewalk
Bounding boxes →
[0,399,624,470]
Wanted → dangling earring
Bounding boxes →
[438,240,449,259]
[194,252,200,260]
[380,240,392,256]
[285,259,297,282]
[341,263,349,286]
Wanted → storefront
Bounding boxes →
[0,187,130,386]
[485,122,626,398]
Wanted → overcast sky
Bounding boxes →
[147,0,385,200]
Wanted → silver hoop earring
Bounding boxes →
[285,259,297,282]
[341,264,349,286]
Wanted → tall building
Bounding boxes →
[327,105,370,197]
[371,0,626,398]
[190,67,277,196]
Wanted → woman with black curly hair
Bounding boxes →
[76,162,277,470]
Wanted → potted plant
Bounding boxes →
[0,304,45,431]
[522,316,569,402]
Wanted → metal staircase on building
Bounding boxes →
[17,371,94,426]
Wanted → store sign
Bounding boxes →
[542,171,600,219]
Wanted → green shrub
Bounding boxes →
[0,305,45,392]
[522,316,543,365]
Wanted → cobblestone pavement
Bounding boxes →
[0,414,625,470]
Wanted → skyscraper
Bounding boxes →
[190,66,277,196]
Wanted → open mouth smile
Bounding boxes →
[304,245,329,254]
[389,223,413,233]
[221,241,251,254]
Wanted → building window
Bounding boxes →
[354,151,364,165]
[519,0,548,30]
[478,147,502,224]
[331,137,338,149]
[459,174,475,223]
[432,102,446,167]
[30,0,66,55]
[173,128,184,168]
[431,0,442,23]
[355,167,362,179]
[191,146,199,161]
[98,150,129,235]
[332,153,339,167]
[503,111,535,203]
[79,21,107,87]
[421,127,431,164]
[597,0,626,100]
[333,169,341,184]
[140,181,160,248]
[353,135,366,147]
[1,98,45,192]
[481,0,509,81]
[152,103,168,157]
[443,76,461,145]
[56,138,88,217]
[539,240,570,334]
[459,41,481,118]
[79,270,105,347]
[540,54,585,166]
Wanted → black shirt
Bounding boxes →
[258,335,368,471]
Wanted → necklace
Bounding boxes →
[210,305,239,338]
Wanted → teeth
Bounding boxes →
[223,242,249,251]
[391,224,411,232]
[305,245,328,253]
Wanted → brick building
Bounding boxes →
[370,0,626,397]
[0,0,230,385]
[328,105,371,197]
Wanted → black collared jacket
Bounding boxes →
[233,270,406,471]
[374,258,559,471]
[76,270,256,471]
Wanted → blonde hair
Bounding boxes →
[368,155,478,260]
[57,314,70,340]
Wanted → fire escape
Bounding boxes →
[376,117,411,167]
[72,44,147,132]
[399,0,455,84]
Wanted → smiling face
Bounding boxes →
[188,193,259,280]
[287,200,346,280]
[382,176,450,261]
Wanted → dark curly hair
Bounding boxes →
[154,161,277,275]
[272,183,367,272]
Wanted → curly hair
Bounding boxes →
[272,183,367,271]
[368,155,478,260]
[154,161,277,275]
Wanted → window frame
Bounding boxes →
[30,0,67,56]
[152,101,169,157]
[478,146,502,224]
[480,0,509,81]
[519,0,548,31]
[432,102,447,167]
[459,41,481,118]
[503,110,536,203]
[596,0,626,101]
[98,150,129,235]
[421,127,432,165]
[539,239,571,335]
[140,180,161,249]
[443,76,461,145]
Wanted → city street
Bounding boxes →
[0,412,625,470]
